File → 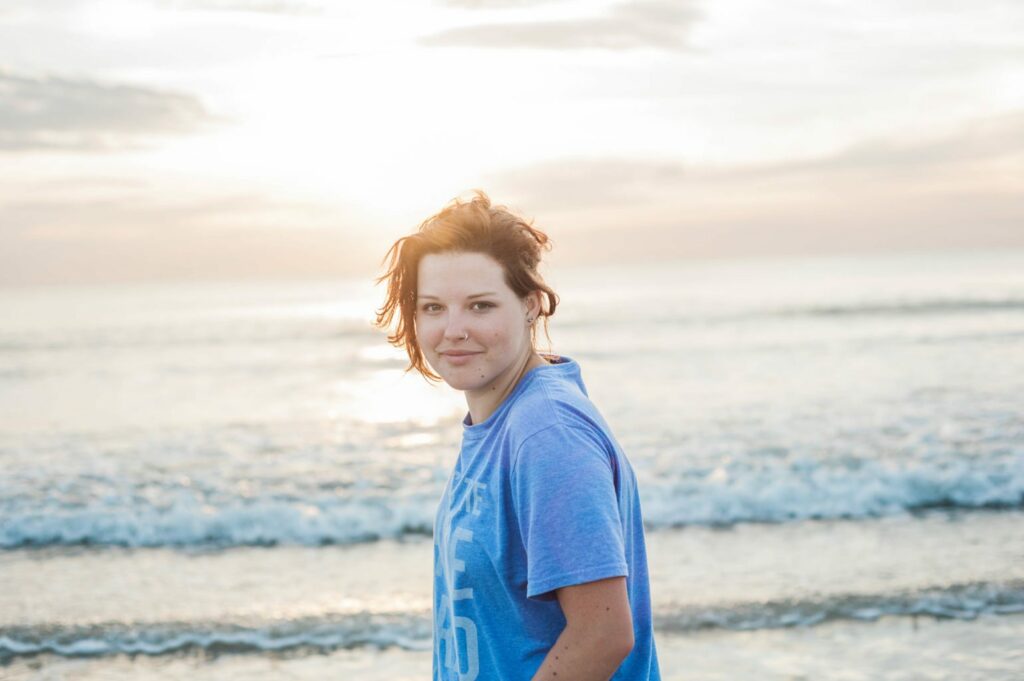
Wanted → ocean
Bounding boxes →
[1,250,1022,680]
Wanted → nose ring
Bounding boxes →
[461,332,468,340]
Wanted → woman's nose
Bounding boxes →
[443,312,468,340]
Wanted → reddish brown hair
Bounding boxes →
[373,189,559,383]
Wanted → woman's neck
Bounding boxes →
[465,351,549,426]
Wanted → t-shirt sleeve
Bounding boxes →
[510,421,629,602]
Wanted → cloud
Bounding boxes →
[0,190,380,286]
[439,0,564,7]
[2,192,327,238]
[418,0,700,51]
[541,189,1024,269]
[0,69,217,152]
[722,110,1024,180]
[471,110,1024,264]
[486,110,1024,212]
[162,0,324,14]
[487,158,684,211]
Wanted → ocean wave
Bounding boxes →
[552,296,1024,330]
[0,493,435,550]
[2,453,1022,549]
[641,451,1024,528]
[0,320,380,354]
[1,581,1020,663]
[0,611,430,664]
[786,298,1024,318]
[654,580,1024,632]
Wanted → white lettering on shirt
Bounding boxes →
[435,471,487,679]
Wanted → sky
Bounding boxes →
[1,0,1022,286]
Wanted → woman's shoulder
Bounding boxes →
[507,371,609,447]
[506,392,619,479]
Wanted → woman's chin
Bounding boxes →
[441,374,473,391]
[440,370,488,392]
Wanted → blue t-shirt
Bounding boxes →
[432,354,660,680]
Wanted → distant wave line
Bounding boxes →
[1,580,1020,663]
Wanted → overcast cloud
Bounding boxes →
[418,0,700,51]
[0,70,215,151]
[0,0,1021,285]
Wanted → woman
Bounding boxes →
[374,190,660,680]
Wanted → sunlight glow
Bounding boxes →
[340,369,460,427]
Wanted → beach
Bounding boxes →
[2,250,1022,679]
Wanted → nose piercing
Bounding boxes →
[461,332,468,340]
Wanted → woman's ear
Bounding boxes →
[526,291,541,319]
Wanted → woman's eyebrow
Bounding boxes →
[418,292,497,300]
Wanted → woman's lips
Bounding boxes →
[443,352,480,365]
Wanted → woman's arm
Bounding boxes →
[530,576,635,681]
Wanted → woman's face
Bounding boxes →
[415,251,537,393]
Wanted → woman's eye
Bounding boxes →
[420,302,492,312]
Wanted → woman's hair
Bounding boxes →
[373,189,559,383]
